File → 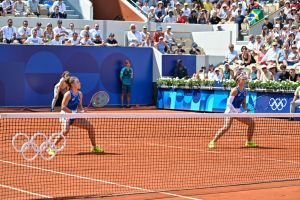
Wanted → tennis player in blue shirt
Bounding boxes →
[48,76,103,156]
[208,74,258,149]
[120,59,133,108]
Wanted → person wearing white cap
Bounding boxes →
[164,25,176,51]
[260,41,280,64]
[155,36,169,54]
[181,2,191,20]
[148,6,155,22]
[154,1,166,22]
[249,64,260,80]
[127,24,142,47]
[287,44,300,65]
[208,73,258,149]
[259,64,273,82]
[213,67,223,81]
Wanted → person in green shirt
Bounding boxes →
[120,59,133,108]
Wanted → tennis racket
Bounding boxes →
[85,91,110,111]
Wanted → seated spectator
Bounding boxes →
[93,33,104,46]
[253,35,263,55]
[268,64,280,81]
[181,3,191,22]
[257,44,267,63]
[66,23,76,39]
[224,44,238,64]
[279,64,290,81]
[48,33,63,45]
[154,1,166,22]
[223,63,234,80]
[80,33,94,46]
[127,24,142,47]
[52,0,67,18]
[188,10,198,24]
[247,35,255,51]
[203,0,213,12]
[105,33,118,47]
[43,23,54,43]
[193,66,207,80]
[148,6,155,22]
[24,28,43,45]
[27,0,40,17]
[163,10,176,23]
[293,13,300,29]
[90,24,103,41]
[17,20,31,44]
[176,10,186,23]
[259,65,273,82]
[197,10,208,24]
[264,36,273,50]
[173,59,188,79]
[50,5,64,18]
[80,25,92,39]
[207,64,215,80]
[219,5,230,21]
[289,68,298,82]
[13,0,26,17]
[241,46,255,66]
[287,45,299,65]
[214,68,223,81]
[31,22,43,38]
[240,18,249,35]
[261,42,280,64]
[237,2,247,16]
[53,20,67,42]
[175,43,186,55]
[66,32,80,46]
[142,1,150,14]
[1,18,17,44]
[189,42,201,55]
[141,34,152,47]
[164,26,176,51]
[140,25,150,41]
[153,26,164,43]
[43,0,55,11]
[249,64,260,80]
[235,9,245,33]
[155,36,169,54]
[209,10,221,24]
[2,0,13,16]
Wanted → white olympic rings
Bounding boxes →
[269,98,287,111]
[12,132,66,161]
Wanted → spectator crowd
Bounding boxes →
[0,18,119,46]
[0,0,68,18]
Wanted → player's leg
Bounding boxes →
[209,117,233,148]
[51,86,59,111]
[237,117,257,147]
[126,86,131,108]
[47,119,70,155]
[121,85,125,107]
[73,118,104,153]
[290,100,300,113]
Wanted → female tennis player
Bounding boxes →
[208,74,258,149]
[51,71,71,112]
[48,76,103,155]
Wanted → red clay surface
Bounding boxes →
[0,107,300,200]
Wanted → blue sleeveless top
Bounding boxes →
[67,90,80,111]
[232,87,246,109]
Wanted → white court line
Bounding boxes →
[148,143,300,166]
[0,183,51,198]
[0,159,201,200]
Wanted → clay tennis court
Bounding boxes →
[0,108,300,200]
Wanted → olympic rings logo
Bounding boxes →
[12,132,66,161]
[269,98,287,111]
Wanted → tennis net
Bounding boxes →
[0,113,300,199]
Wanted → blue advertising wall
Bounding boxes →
[162,55,196,77]
[157,88,295,113]
[0,45,153,106]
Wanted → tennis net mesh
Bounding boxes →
[0,113,300,199]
